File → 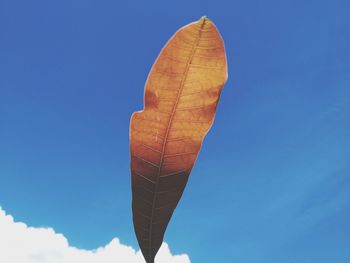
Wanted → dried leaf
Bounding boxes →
[130,16,227,263]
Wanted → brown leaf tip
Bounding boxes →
[198,16,212,28]
[199,15,210,21]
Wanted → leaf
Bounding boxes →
[130,16,227,263]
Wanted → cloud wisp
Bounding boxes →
[0,207,190,263]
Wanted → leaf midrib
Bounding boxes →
[146,18,208,261]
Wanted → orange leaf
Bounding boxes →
[130,16,228,263]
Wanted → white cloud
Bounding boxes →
[0,207,190,263]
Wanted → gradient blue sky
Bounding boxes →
[1,0,349,262]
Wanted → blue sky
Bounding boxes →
[1,0,349,262]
